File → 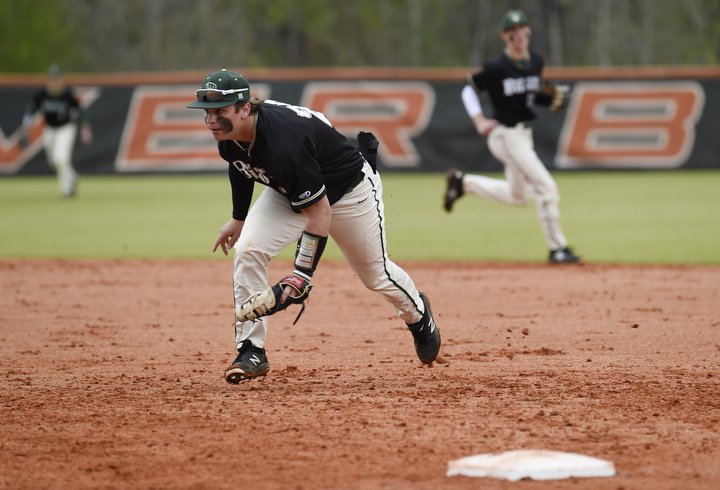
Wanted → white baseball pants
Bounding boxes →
[42,123,78,197]
[463,124,568,250]
[232,160,425,349]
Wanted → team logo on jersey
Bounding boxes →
[232,159,270,184]
[502,76,540,96]
[299,190,311,199]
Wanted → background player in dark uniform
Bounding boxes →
[443,10,581,264]
[187,69,440,383]
[21,64,92,198]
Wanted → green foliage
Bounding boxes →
[0,0,80,71]
[1,171,719,264]
[1,0,719,72]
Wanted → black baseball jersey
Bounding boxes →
[28,88,82,127]
[467,50,552,127]
[218,100,364,220]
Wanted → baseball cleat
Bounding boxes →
[548,247,582,264]
[224,340,270,384]
[407,292,441,364]
[443,168,465,212]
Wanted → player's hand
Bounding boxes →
[476,118,498,137]
[80,124,93,145]
[212,218,244,255]
[279,286,297,305]
[278,271,312,306]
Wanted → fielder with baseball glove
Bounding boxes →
[187,70,441,384]
[444,9,581,265]
[20,64,93,198]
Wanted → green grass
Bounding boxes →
[1,171,719,264]
[384,170,720,264]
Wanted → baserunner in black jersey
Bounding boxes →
[187,69,440,383]
[20,64,93,198]
[443,10,581,264]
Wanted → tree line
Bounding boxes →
[2,0,719,73]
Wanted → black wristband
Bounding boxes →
[294,231,328,276]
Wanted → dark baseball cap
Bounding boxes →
[187,69,251,109]
[47,64,62,77]
[499,9,528,31]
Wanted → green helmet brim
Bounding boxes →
[186,99,238,109]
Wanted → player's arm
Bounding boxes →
[213,160,254,255]
[23,92,41,124]
[21,108,35,130]
[18,95,41,148]
[78,110,93,144]
[274,196,331,305]
[287,147,331,277]
[461,84,498,136]
[297,196,331,272]
[69,91,93,144]
[300,195,331,238]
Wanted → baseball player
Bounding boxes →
[187,69,441,384]
[20,64,92,198]
[443,10,581,264]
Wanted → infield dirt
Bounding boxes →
[1,259,718,489]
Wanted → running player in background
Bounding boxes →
[20,64,93,198]
[443,10,581,264]
[187,69,441,383]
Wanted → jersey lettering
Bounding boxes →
[263,99,333,127]
[502,76,540,96]
[232,159,270,184]
[556,82,704,168]
[40,99,71,120]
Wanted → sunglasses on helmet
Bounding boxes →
[195,87,249,102]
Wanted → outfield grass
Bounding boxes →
[1,171,719,264]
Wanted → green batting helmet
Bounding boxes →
[499,10,528,31]
[187,69,250,109]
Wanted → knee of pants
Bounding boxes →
[363,278,389,294]
[234,245,272,269]
[510,189,529,206]
[354,265,402,296]
[535,188,559,206]
[233,246,273,292]
[351,266,384,292]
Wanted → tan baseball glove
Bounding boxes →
[542,81,570,112]
[235,271,313,324]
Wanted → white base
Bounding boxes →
[447,449,616,481]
